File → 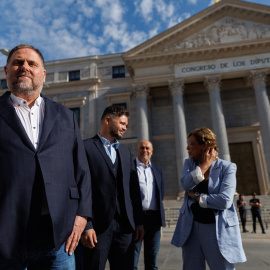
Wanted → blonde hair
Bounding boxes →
[188,127,219,150]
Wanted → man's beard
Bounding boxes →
[109,123,123,140]
[10,75,41,97]
[110,129,122,140]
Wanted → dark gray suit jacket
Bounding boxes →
[0,91,92,259]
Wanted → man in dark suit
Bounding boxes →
[0,44,92,269]
[81,105,144,270]
[134,140,166,270]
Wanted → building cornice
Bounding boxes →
[125,39,270,72]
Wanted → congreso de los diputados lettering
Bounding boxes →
[1,0,270,198]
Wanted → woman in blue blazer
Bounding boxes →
[172,127,246,270]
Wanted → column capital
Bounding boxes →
[169,79,185,95]
[204,74,222,91]
[248,69,268,85]
[134,83,149,98]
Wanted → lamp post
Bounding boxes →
[0,49,10,56]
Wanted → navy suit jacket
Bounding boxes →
[0,91,92,259]
[84,135,143,233]
[135,160,166,227]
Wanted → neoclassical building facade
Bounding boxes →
[1,0,270,198]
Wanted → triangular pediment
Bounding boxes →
[123,0,270,67]
[164,16,270,52]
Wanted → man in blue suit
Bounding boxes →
[0,44,92,269]
[81,105,144,270]
[133,140,166,270]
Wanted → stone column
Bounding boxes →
[249,70,270,185]
[204,75,230,161]
[87,86,97,138]
[134,83,150,141]
[169,79,188,194]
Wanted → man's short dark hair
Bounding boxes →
[6,44,45,66]
[101,105,129,121]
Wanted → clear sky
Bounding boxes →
[0,0,269,67]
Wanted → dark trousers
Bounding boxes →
[251,210,265,232]
[134,211,161,270]
[81,218,134,270]
[239,210,246,231]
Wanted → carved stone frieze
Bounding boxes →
[164,17,270,52]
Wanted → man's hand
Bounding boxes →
[134,225,144,244]
[81,229,98,249]
[65,216,87,255]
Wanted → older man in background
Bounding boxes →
[134,140,166,270]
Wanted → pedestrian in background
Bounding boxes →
[237,194,249,233]
[249,193,266,234]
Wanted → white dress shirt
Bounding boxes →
[10,93,45,149]
[136,157,158,211]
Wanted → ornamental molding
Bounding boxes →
[169,79,185,95]
[134,83,149,98]
[123,0,270,74]
[204,75,222,90]
[164,17,270,52]
[249,69,268,83]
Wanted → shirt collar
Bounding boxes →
[97,133,119,149]
[136,157,151,168]
[10,93,43,108]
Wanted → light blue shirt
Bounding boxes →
[97,133,119,164]
[136,158,158,211]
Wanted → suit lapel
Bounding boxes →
[151,165,161,192]
[93,135,115,175]
[37,97,59,151]
[118,145,126,177]
[0,91,35,151]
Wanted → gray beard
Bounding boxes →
[11,82,40,97]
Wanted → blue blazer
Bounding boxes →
[135,161,166,227]
[171,158,246,264]
[84,135,143,233]
[0,91,92,259]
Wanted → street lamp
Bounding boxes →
[0,49,10,56]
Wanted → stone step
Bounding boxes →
[163,195,270,229]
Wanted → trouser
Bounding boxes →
[239,210,246,231]
[81,218,134,270]
[182,221,235,270]
[251,210,265,232]
[134,210,161,270]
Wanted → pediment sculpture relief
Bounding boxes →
[164,17,270,51]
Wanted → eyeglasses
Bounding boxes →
[187,141,198,146]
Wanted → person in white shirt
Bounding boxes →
[134,140,166,270]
